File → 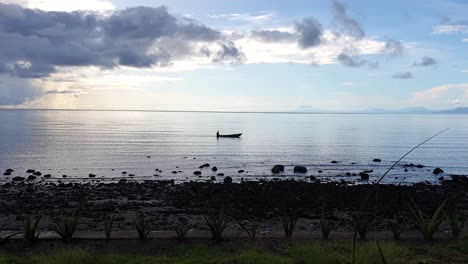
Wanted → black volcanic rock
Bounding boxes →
[359,172,370,181]
[238,170,245,173]
[12,176,25,181]
[88,174,96,178]
[433,168,444,175]
[217,173,224,176]
[331,161,338,164]
[199,163,210,168]
[224,176,233,184]
[271,165,284,174]
[193,171,202,175]
[44,174,52,178]
[26,169,35,173]
[294,166,307,173]
[212,166,218,172]
[27,175,37,180]
[373,159,381,162]
[33,171,41,176]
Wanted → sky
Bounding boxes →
[0,0,467,111]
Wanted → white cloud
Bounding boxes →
[463,38,468,42]
[1,0,115,11]
[208,11,276,24]
[432,24,468,34]
[408,83,468,109]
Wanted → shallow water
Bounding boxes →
[1,110,467,183]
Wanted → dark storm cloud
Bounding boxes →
[0,3,223,78]
[295,17,323,48]
[332,0,365,39]
[412,56,437,67]
[382,39,404,58]
[250,30,297,43]
[212,41,245,64]
[392,72,414,79]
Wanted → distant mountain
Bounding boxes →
[361,107,432,114]
[436,107,468,114]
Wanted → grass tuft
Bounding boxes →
[52,210,80,244]
[204,209,228,242]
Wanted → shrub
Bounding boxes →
[445,210,465,238]
[239,220,259,242]
[352,212,373,240]
[133,211,151,240]
[52,210,80,243]
[409,198,446,242]
[204,209,228,242]
[103,214,115,241]
[388,214,408,241]
[174,217,190,243]
[22,213,41,245]
[280,210,299,239]
[320,204,332,240]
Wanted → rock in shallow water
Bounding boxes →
[294,166,307,173]
[224,176,233,184]
[271,165,284,174]
[359,172,370,181]
[433,168,444,175]
[373,158,382,162]
[193,171,202,175]
[212,166,218,172]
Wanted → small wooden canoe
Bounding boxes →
[217,133,242,138]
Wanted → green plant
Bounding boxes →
[352,212,373,240]
[52,210,80,243]
[280,210,299,239]
[22,213,41,245]
[103,214,115,241]
[204,209,228,242]
[133,211,151,240]
[376,242,389,264]
[445,210,465,238]
[239,220,259,242]
[174,217,190,243]
[320,203,332,240]
[389,214,408,241]
[409,198,446,242]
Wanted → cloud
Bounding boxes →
[212,41,245,64]
[432,24,468,34]
[208,11,276,24]
[412,56,437,67]
[392,72,414,79]
[331,0,365,39]
[295,17,324,48]
[0,0,115,11]
[250,30,297,43]
[336,53,378,68]
[382,38,404,58]
[409,83,468,109]
[0,3,223,78]
[45,89,81,94]
[462,38,468,42]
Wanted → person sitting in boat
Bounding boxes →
[216,131,220,138]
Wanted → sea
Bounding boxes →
[1,109,467,184]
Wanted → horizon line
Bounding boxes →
[0,108,464,115]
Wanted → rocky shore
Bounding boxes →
[0,175,467,234]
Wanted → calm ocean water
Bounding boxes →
[1,110,467,184]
